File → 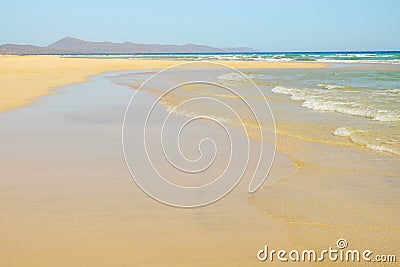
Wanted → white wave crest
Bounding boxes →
[271,86,400,122]
[317,84,347,90]
[271,86,293,95]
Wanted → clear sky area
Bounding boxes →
[1,0,399,51]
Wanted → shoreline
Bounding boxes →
[109,66,400,264]
[0,55,327,113]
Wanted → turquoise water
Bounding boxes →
[246,69,400,122]
[236,68,400,156]
[113,65,400,157]
[65,51,400,63]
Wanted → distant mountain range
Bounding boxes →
[0,37,258,55]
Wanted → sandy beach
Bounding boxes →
[1,56,399,266]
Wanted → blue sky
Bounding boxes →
[1,0,399,51]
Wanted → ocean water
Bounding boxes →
[112,64,399,157]
[65,51,400,64]
[240,68,400,156]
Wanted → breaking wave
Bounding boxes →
[271,86,400,122]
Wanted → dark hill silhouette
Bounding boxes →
[0,36,258,55]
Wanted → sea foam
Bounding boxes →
[317,84,347,90]
[332,126,400,156]
[270,86,400,122]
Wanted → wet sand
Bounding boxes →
[0,71,306,266]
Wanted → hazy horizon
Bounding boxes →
[3,35,400,53]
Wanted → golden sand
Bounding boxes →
[0,55,327,113]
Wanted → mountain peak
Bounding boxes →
[2,36,258,55]
[47,36,86,48]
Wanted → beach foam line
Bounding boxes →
[271,86,400,122]
[332,126,400,156]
